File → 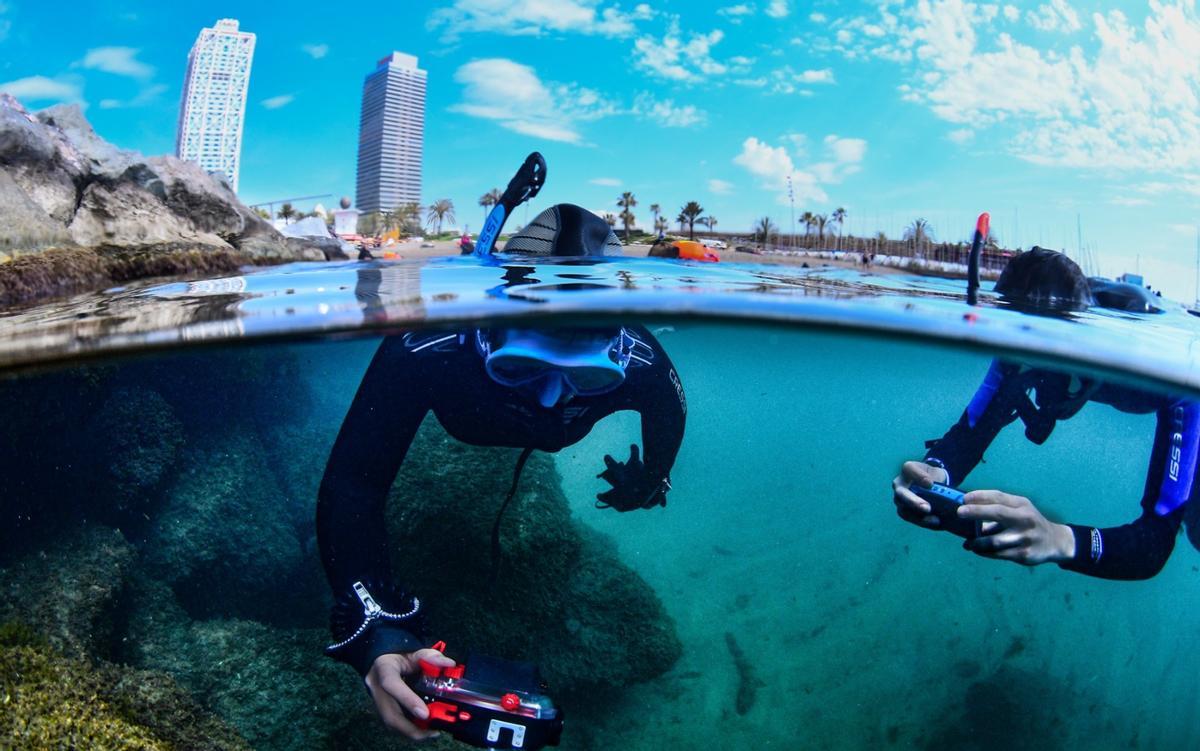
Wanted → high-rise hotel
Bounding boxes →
[176,19,256,192]
[356,52,426,214]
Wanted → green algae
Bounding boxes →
[0,645,249,750]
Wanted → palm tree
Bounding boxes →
[800,211,814,238]
[650,203,661,230]
[397,202,422,234]
[680,201,704,240]
[832,207,846,249]
[426,199,456,236]
[253,207,271,220]
[381,209,398,233]
[755,216,777,245]
[277,203,296,224]
[603,213,617,228]
[677,211,687,233]
[617,191,638,241]
[706,215,718,235]
[814,214,829,245]
[904,218,933,252]
[654,216,669,235]
[479,188,501,224]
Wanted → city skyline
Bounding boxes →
[356,52,426,215]
[175,18,255,192]
[1,2,1199,299]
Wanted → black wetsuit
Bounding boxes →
[924,359,1198,580]
[317,326,686,673]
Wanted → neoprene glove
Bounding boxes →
[596,444,668,511]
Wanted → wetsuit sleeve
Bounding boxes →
[924,360,1022,485]
[1057,402,1192,580]
[317,335,435,673]
[624,329,687,492]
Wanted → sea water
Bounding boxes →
[1,317,1197,751]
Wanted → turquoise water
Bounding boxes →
[1,317,1198,749]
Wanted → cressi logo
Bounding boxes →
[669,369,686,415]
[1169,405,1185,482]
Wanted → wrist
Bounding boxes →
[1052,523,1076,562]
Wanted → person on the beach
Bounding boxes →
[893,248,1198,579]
[317,204,686,740]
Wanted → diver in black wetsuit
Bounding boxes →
[316,204,686,741]
[893,248,1198,580]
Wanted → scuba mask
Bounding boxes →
[477,328,634,407]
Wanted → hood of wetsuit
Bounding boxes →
[501,203,624,257]
[994,247,1093,313]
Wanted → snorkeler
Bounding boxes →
[892,248,1198,580]
[316,203,686,740]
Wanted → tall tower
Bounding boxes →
[356,52,426,215]
[176,19,256,192]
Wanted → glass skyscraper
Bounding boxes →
[176,19,256,193]
[356,52,426,215]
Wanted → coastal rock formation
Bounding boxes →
[387,426,683,697]
[0,94,325,304]
[0,525,135,659]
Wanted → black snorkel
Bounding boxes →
[475,152,547,257]
[967,212,989,306]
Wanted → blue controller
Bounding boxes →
[909,483,980,538]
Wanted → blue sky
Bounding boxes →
[3,1,1200,299]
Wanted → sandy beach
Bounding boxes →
[378,238,912,275]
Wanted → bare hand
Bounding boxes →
[958,489,1076,565]
[365,648,456,741]
[892,461,949,529]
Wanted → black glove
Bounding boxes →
[596,444,668,512]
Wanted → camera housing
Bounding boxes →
[414,645,564,750]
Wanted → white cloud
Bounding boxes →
[766,66,836,93]
[708,178,735,194]
[262,94,295,109]
[765,0,789,19]
[1169,223,1195,236]
[810,12,827,23]
[97,82,167,109]
[947,127,974,143]
[302,43,329,59]
[0,75,83,105]
[719,3,755,18]
[428,0,647,41]
[631,92,707,127]
[1002,4,1020,21]
[451,58,617,144]
[825,134,866,164]
[633,24,727,82]
[77,47,154,79]
[797,68,835,83]
[733,133,868,204]
[1026,0,1081,33]
[590,177,622,186]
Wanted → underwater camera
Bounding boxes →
[909,483,981,538]
[413,643,564,749]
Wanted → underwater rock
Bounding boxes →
[87,387,184,513]
[0,643,250,750]
[144,432,305,623]
[385,425,682,697]
[120,577,375,750]
[0,525,134,659]
[0,95,324,304]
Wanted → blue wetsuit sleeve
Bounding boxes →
[1058,403,1188,580]
[924,360,1021,485]
[317,335,434,672]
